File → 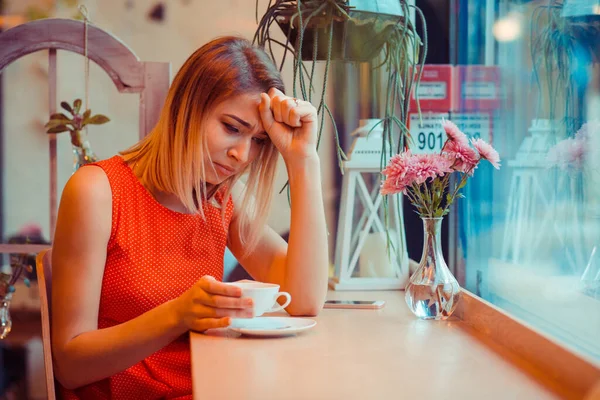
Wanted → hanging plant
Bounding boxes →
[254,0,427,173]
[530,0,600,134]
[44,98,110,170]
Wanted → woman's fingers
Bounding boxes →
[268,88,298,125]
[288,102,316,125]
[202,293,253,309]
[190,276,255,329]
[196,304,254,319]
[197,275,242,297]
[214,307,254,318]
[190,317,231,332]
[268,87,285,98]
[194,276,254,309]
[271,95,284,122]
[284,99,301,127]
[268,93,316,128]
[259,93,275,132]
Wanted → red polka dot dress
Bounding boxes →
[60,155,234,400]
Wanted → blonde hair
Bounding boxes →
[121,36,284,255]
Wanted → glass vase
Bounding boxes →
[73,140,98,172]
[405,217,461,320]
[0,292,13,339]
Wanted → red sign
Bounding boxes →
[409,65,455,112]
[455,66,501,111]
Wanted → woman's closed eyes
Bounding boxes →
[223,122,269,145]
[252,136,269,145]
[223,122,240,134]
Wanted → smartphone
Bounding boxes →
[323,300,385,309]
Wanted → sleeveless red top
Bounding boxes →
[61,155,234,399]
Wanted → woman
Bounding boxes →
[51,36,329,399]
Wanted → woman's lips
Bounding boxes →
[213,162,235,176]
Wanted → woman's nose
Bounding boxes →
[227,137,252,164]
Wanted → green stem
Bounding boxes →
[444,170,471,214]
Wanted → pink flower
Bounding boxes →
[17,223,43,238]
[471,138,501,169]
[575,120,599,141]
[443,140,479,174]
[442,119,469,144]
[547,121,598,170]
[409,154,454,185]
[567,139,586,169]
[381,152,413,195]
[548,138,586,170]
[381,152,453,195]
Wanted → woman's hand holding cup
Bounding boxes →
[171,275,254,332]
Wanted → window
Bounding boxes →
[455,0,600,361]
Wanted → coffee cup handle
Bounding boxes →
[267,292,292,313]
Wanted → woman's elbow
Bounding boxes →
[52,347,85,390]
[53,362,79,390]
[286,301,324,317]
[57,377,80,391]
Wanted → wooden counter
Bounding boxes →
[189,290,584,399]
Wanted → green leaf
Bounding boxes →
[60,102,73,114]
[74,99,82,114]
[45,120,71,129]
[49,113,71,122]
[458,178,468,189]
[46,125,69,134]
[86,115,110,125]
[82,109,92,124]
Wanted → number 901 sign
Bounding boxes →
[408,112,491,155]
[417,131,444,152]
[408,113,448,155]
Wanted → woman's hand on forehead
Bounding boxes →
[258,88,318,162]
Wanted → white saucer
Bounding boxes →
[228,317,316,337]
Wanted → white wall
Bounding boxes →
[2,0,338,258]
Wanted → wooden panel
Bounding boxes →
[35,249,56,400]
[0,43,3,245]
[0,244,51,253]
[139,62,171,138]
[49,48,57,242]
[0,18,144,93]
[455,289,600,399]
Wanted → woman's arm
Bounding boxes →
[281,154,329,314]
[228,90,329,316]
[52,166,251,389]
[228,156,329,316]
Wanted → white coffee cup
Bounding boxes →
[228,282,291,316]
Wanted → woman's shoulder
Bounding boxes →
[73,155,131,196]
[64,163,112,205]
[56,164,113,236]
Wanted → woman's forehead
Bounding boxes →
[219,92,261,109]
[215,93,264,132]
